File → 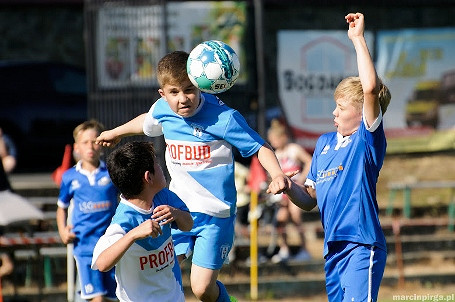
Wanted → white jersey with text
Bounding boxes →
[92,189,188,302]
[143,93,264,218]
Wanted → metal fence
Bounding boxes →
[83,0,257,163]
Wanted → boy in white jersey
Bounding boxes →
[96,50,290,302]
[92,141,193,302]
[268,13,391,302]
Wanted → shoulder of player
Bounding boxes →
[111,205,139,229]
[60,166,78,181]
[202,93,234,110]
[314,132,337,149]
[319,131,337,141]
[150,97,168,114]
[154,188,186,208]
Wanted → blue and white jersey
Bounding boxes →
[143,93,264,218]
[92,189,189,302]
[306,112,387,257]
[58,161,118,257]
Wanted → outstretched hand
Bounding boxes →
[95,130,121,147]
[266,170,299,194]
[266,174,292,195]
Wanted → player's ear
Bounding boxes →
[158,88,165,97]
[73,142,80,157]
[144,170,153,184]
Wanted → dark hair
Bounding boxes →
[107,141,156,199]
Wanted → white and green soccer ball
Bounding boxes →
[187,40,240,94]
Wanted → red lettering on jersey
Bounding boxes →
[177,145,184,160]
[139,256,147,270]
[202,145,210,159]
[149,253,158,268]
[166,143,211,161]
[185,145,192,160]
[158,250,166,265]
[138,240,176,270]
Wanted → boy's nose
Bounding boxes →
[180,94,190,103]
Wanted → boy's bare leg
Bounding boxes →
[190,264,221,302]
[89,295,104,302]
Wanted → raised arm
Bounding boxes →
[346,13,380,127]
[95,113,147,147]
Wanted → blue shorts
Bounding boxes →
[324,241,387,302]
[74,254,117,300]
[172,213,235,270]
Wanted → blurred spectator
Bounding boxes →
[267,119,313,263]
[235,161,251,239]
[229,160,252,263]
[0,128,17,174]
[0,162,10,192]
[0,150,11,192]
[0,253,13,278]
[56,120,118,302]
[0,252,14,302]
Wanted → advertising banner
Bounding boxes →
[277,30,373,150]
[96,2,247,89]
[278,28,455,153]
[376,28,455,153]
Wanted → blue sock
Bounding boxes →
[216,280,230,302]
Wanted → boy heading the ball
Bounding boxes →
[96,50,291,302]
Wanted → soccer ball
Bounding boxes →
[187,40,240,94]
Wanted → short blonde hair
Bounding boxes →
[157,51,190,88]
[334,76,391,114]
[73,119,104,142]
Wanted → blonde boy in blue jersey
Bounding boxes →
[96,50,290,302]
[56,120,118,302]
[268,13,391,302]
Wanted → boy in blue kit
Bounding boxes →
[92,141,193,302]
[268,13,391,302]
[96,50,290,302]
[56,120,119,302]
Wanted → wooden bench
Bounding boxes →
[40,246,68,288]
[3,232,64,288]
[386,180,455,231]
